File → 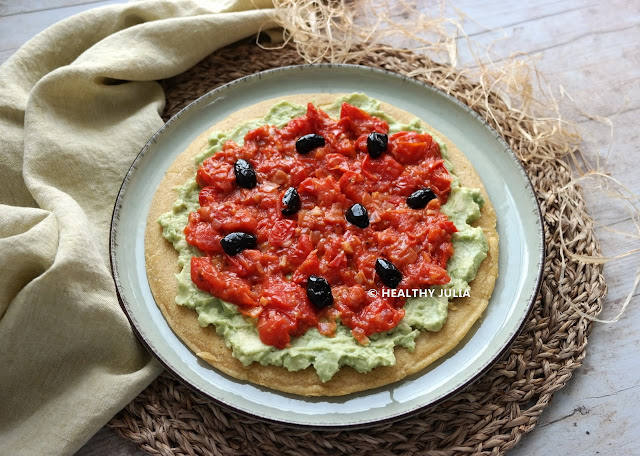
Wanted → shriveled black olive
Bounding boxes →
[407,188,437,209]
[307,275,333,308]
[345,203,369,228]
[234,159,257,189]
[281,187,301,215]
[296,134,325,154]
[220,232,257,256]
[375,258,402,289]
[367,132,388,158]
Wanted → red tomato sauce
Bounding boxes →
[185,102,456,348]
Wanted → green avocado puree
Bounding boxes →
[158,93,488,382]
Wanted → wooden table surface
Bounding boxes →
[2,1,638,455]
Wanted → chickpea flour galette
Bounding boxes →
[145,93,498,396]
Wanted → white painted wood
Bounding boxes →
[1,0,638,455]
[0,0,123,52]
[448,2,640,455]
[453,0,598,36]
[0,0,112,17]
[0,48,15,62]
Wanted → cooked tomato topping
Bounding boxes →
[185,102,456,348]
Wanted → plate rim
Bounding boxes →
[110,63,545,429]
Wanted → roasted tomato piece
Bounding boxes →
[402,254,450,288]
[339,103,389,137]
[338,170,368,202]
[355,297,405,336]
[389,131,440,165]
[362,154,404,182]
[225,249,263,279]
[184,213,223,255]
[268,219,297,247]
[196,159,234,192]
[257,308,296,349]
[258,277,318,348]
[191,257,257,307]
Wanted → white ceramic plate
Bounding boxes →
[110,64,544,428]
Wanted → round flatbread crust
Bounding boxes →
[145,94,499,396]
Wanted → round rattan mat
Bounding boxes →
[109,40,606,455]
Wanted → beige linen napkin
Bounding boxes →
[0,1,276,454]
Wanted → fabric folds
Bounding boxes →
[0,1,276,454]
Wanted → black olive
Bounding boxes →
[234,159,257,189]
[281,187,301,215]
[295,134,325,154]
[306,275,333,308]
[220,232,257,256]
[367,132,388,158]
[407,188,437,209]
[375,258,403,289]
[345,203,369,228]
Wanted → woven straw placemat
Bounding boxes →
[109,40,606,456]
